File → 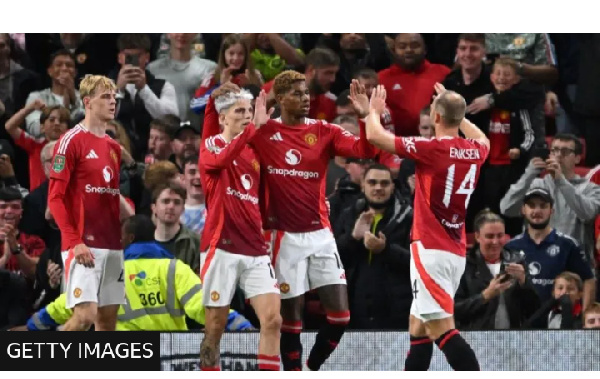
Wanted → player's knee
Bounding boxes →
[260,311,282,333]
[326,310,350,326]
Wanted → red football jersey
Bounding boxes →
[199,100,267,257]
[394,136,489,256]
[48,124,122,251]
[251,117,376,233]
[488,109,512,165]
[14,130,48,191]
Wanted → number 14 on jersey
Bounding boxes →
[442,163,477,208]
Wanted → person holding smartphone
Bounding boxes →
[112,34,178,161]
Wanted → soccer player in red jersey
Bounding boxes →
[48,75,134,331]
[250,70,376,371]
[366,83,490,371]
[198,84,281,371]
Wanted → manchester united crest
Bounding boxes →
[210,291,220,301]
[305,133,317,146]
[110,149,119,165]
[74,288,82,298]
[279,283,290,294]
[76,53,87,64]
[252,159,260,172]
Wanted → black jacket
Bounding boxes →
[455,247,540,330]
[19,180,61,252]
[112,69,166,161]
[328,175,361,230]
[524,295,583,329]
[0,269,29,330]
[335,193,413,329]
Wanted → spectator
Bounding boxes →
[417,106,434,139]
[245,34,305,82]
[146,115,178,164]
[378,33,450,136]
[0,269,29,330]
[263,48,339,122]
[0,187,45,280]
[500,134,600,265]
[170,121,200,173]
[112,34,178,161]
[5,101,69,191]
[328,157,369,229]
[20,141,61,251]
[335,90,355,117]
[105,120,144,206]
[484,58,536,234]
[525,271,584,329]
[334,164,413,329]
[139,160,181,217]
[155,33,210,60]
[0,33,41,120]
[484,33,558,143]
[583,302,600,329]
[455,210,540,330]
[316,34,392,95]
[147,33,216,126]
[152,182,200,273]
[0,140,29,198]
[25,34,119,85]
[180,156,205,236]
[191,34,263,114]
[24,50,84,137]
[31,243,62,311]
[504,188,595,308]
[326,115,357,196]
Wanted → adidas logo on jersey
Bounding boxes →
[393,83,402,90]
[86,150,99,159]
[270,132,283,141]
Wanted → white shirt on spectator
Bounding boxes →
[25,88,85,137]
[117,81,179,118]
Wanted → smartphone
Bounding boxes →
[125,54,139,67]
[533,145,550,160]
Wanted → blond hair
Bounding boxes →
[79,74,117,100]
[584,302,600,319]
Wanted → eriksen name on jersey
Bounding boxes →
[450,147,481,160]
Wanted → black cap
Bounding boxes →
[174,121,200,139]
[524,187,553,205]
[0,140,15,162]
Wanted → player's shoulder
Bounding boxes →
[506,233,526,245]
[55,124,87,154]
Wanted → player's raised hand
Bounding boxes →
[253,90,274,128]
[369,85,387,116]
[211,82,241,99]
[73,243,95,268]
[349,79,369,118]
[434,82,446,96]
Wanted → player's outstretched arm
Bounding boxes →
[365,85,396,153]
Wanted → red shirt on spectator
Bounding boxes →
[14,130,48,191]
[488,109,512,165]
[0,232,45,274]
[378,60,450,137]
[263,80,337,122]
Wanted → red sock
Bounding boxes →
[201,366,221,371]
[258,354,281,371]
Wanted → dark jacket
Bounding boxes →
[335,193,413,329]
[31,244,63,310]
[455,247,540,330]
[524,295,583,329]
[0,269,29,330]
[19,180,61,252]
[328,175,361,230]
[112,70,166,161]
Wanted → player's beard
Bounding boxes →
[366,195,393,210]
[308,76,326,95]
[528,217,551,230]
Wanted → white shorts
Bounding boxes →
[200,249,279,307]
[267,228,346,300]
[409,241,465,321]
[61,248,125,309]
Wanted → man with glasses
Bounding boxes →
[501,133,600,277]
[334,163,413,329]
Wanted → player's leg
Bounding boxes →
[306,235,350,371]
[405,246,434,371]
[405,314,433,371]
[243,255,282,370]
[199,249,239,370]
[411,243,480,371]
[61,248,101,331]
[96,249,125,331]
[270,231,309,371]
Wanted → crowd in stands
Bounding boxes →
[1,32,600,331]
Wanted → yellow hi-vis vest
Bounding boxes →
[38,257,204,331]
